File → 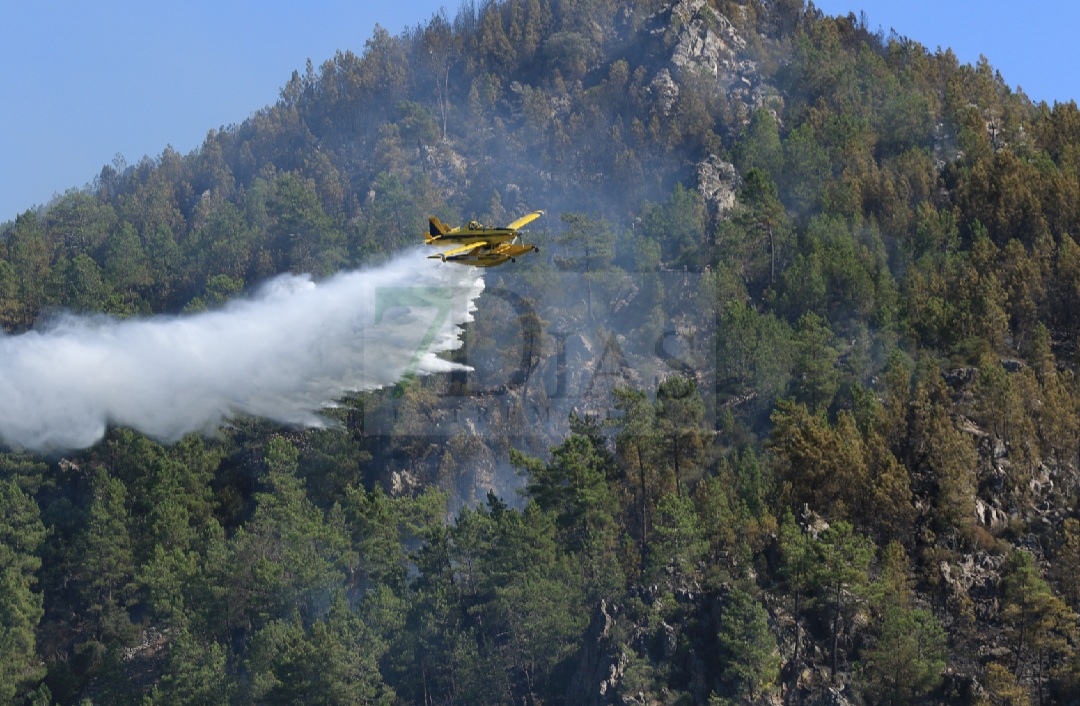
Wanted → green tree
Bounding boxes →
[513,417,624,600]
[422,13,459,140]
[0,259,20,330]
[4,212,52,327]
[979,663,1030,706]
[925,401,978,535]
[860,542,947,705]
[736,109,783,179]
[53,253,109,312]
[639,183,707,265]
[1053,518,1080,611]
[225,437,349,630]
[478,2,515,71]
[541,30,596,81]
[204,273,244,306]
[717,587,781,701]
[267,172,343,275]
[736,168,786,285]
[693,467,772,580]
[715,300,794,403]
[342,484,445,594]
[200,202,257,281]
[862,427,916,543]
[907,366,978,535]
[76,467,137,644]
[391,521,476,706]
[515,419,618,553]
[781,122,830,214]
[1001,550,1075,703]
[814,520,875,680]
[146,628,233,706]
[769,400,867,520]
[477,501,588,704]
[246,606,393,706]
[861,605,947,705]
[0,479,47,703]
[655,375,706,496]
[1054,233,1080,335]
[790,311,840,414]
[103,222,151,295]
[613,386,665,559]
[646,492,707,590]
[556,212,616,321]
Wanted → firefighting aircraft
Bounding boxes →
[425,210,544,267]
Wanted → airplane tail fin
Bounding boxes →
[426,217,450,242]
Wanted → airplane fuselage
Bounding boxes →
[438,242,539,267]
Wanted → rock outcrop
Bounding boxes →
[695,154,739,218]
[566,600,627,706]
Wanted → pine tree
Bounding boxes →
[4,212,51,328]
[655,375,706,496]
[736,168,786,285]
[0,479,47,703]
[861,605,947,705]
[1053,518,1080,611]
[814,521,875,680]
[613,386,665,559]
[860,542,947,705]
[146,628,233,706]
[514,416,624,601]
[77,467,137,643]
[769,400,868,520]
[717,587,781,701]
[225,437,349,629]
[1001,550,1075,703]
[647,492,707,591]
[790,312,840,413]
[246,608,393,706]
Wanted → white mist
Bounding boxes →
[0,247,482,453]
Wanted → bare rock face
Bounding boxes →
[974,497,1008,530]
[667,0,748,82]
[939,551,1008,626]
[566,600,625,706]
[696,155,739,218]
[421,141,469,198]
[649,68,680,115]
[644,0,761,117]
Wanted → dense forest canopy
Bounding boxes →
[4,0,1080,704]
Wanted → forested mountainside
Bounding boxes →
[5,0,1080,703]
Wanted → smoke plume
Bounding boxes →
[0,247,483,453]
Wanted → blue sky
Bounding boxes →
[2,1,1077,222]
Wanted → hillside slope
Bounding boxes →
[4,0,1080,704]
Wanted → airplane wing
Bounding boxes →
[429,242,488,260]
[504,210,545,231]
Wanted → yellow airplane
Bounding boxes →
[425,210,544,267]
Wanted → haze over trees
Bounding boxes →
[4,0,1080,704]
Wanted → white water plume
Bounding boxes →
[0,247,483,453]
